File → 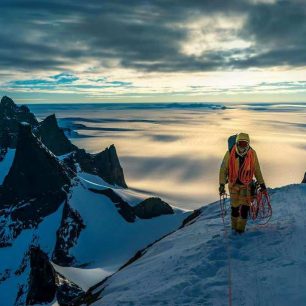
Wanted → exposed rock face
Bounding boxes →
[75,145,127,188]
[134,197,174,219]
[35,114,77,156]
[0,96,37,125]
[0,123,71,206]
[24,245,85,305]
[55,272,85,305]
[0,96,128,189]
[89,188,173,221]
[0,96,38,148]
[302,172,306,183]
[89,188,135,222]
[179,209,202,228]
[52,201,85,266]
[26,246,56,305]
[0,123,72,243]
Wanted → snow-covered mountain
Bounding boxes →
[73,183,306,306]
[0,96,190,305]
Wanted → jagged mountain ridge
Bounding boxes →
[0,96,190,305]
[0,123,72,206]
[0,96,127,188]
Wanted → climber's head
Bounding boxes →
[236,133,250,156]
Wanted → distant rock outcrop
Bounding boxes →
[89,188,135,222]
[89,188,173,221]
[75,145,127,188]
[302,172,306,183]
[35,114,77,156]
[134,197,174,219]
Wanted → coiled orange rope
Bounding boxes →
[229,145,255,185]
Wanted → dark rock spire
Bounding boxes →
[35,114,77,156]
[0,123,71,206]
[75,144,128,188]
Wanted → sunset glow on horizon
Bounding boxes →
[1,0,306,103]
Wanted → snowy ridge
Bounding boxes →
[0,165,190,303]
[86,184,306,306]
[53,176,188,289]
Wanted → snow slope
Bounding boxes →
[55,175,188,290]
[90,184,306,306]
[1,153,190,304]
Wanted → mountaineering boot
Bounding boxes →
[236,218,247,234]
[231,216,238,230]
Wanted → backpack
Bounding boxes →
[227,134,237,152]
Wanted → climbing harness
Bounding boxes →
[249,184,272,225]
[219,193,233,306]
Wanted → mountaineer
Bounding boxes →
[219,133,266,233]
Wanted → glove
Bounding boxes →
[259,183,267,192]
[219,184,225,195]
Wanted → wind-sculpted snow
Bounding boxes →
[55,180,188,288]
[89,184,306,306]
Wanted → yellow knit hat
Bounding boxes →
[236,132,250,144]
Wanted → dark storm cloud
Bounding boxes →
[0,0,305,73]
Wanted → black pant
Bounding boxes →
[231,205,249,220]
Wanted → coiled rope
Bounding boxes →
[229,145,255,186]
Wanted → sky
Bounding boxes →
[0,0,306,103]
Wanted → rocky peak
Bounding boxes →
[0,96,17,117]
[0,96,38,148]
[0,123,71,206]
[0,96,37,124]
[93,144,127,188]
[35,114,77,156]
[302,172,306,183]
[75,144,127,188]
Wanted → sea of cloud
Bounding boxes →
[29,102,306,209]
